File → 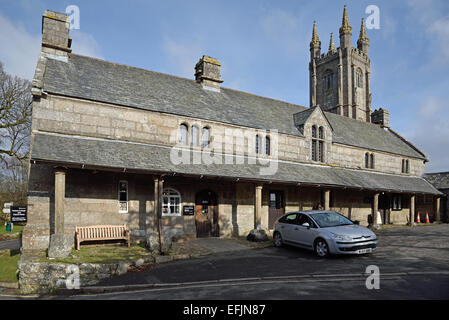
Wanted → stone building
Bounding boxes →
[423,172,449,222]
[22,8,442,256]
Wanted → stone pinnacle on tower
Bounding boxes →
[357,18,369,55]
[339,5,352,48]
[328,33,335,53]
[310,20,321,59]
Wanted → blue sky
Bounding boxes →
[0,0,448,172]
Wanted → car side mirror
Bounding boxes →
[302,222,310,228]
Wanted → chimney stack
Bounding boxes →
[371,108,390,128]
[41,10,72,58]
[195,55,223,92]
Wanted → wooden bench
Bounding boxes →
[75,224,130,250]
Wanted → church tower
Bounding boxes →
[309,6,372,122]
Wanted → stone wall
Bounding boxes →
[31,94,424,176]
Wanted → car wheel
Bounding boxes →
[315,239,329,258]
[273,232,283,247]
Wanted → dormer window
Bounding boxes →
[312,125,324,162]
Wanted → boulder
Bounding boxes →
[246,229,269,242]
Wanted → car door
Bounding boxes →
[278,213,298,242]
[292,214,317,249]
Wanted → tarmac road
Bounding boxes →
[61,224,449,300]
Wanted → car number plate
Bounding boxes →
[358,248,372,254]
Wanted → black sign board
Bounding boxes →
[183,205,195,216]
[10,206,27,223]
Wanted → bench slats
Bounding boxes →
[75,224,130,250]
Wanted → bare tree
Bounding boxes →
[0,61,32,165]
[0,61,32,210]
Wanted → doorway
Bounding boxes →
[195,190,219,237]
[379,194,390,224]
[268,190,285,229]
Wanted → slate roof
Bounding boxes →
[41,54,426,160]
[30,133,441,195]
[424,172,449,190]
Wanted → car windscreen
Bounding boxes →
[309,212,353,228]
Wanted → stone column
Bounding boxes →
[409,195,415,226]
[48,168,71,258]
[255,184,263,229]
[435,197,441,223]
[324,189,330,210]
[372,193,379,227]
[157,178,165,253]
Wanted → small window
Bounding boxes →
[370,153,375,169]
[255,134,262,154]
[191,125,199,146]
[118,181,128,213]
[392,194,403,211]
[265,136,271,156]
[179,124,188,145]
[202,127,210,147]
[162,188,181,216]
[365,153,370,168]
[402,159,410,173]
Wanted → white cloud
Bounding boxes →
[162,37,204,79]
[405,96,449,173]
[0,13,40,80]
[70,30,104,60]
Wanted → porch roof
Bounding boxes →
[31,132,442,195]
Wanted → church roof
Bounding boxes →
[424,172,449,190]
[41,53,426,160]
[31,132,441,195]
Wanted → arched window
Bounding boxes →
[356,69,363,88]
[323,71,334,90]
[179,124,188,145]
[365,153,370,168]
[265,136,271,156]
[311,126,317,161]
[202,127,210,148]
[370,153,375,169]
[162,188,181,216]
[191,125,199,146]
[255,134,262,154]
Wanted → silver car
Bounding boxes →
[273,210,378,257]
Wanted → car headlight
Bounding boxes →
[331,233,352,241]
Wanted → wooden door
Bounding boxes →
[268,190,284,229]
[195,190,219,237]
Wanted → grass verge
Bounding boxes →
[0,249,20,283]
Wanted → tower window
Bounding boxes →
[356,69,363,88]
[323,71,334,90]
